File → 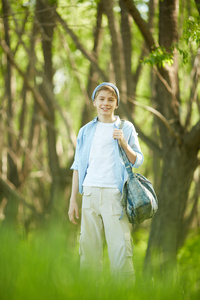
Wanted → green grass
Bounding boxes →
[0,221,199,300]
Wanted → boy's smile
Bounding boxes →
[93,90,118,122]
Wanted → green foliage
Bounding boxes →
[142,16,200,68]
[182,16,200,45]
[0,223,199,300]
[174,16,200,65]
[174,44,189,65]
[141,46,174,68]
[178,229,200,296]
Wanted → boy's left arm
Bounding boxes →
[113,129,137,164]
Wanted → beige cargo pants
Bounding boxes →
[79,186,134,281]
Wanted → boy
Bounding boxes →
[68,82,143,281]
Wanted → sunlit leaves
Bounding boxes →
[182,16,200,44]
[141,46,174,68]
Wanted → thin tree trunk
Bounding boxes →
[82,0,104,126]
[149,0,162,190]
[102,0,126,94]
[36,0,61,213]
[2,0,19,223]
[119,0,135,113]
[195,0,200,14]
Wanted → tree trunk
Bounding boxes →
[148,0,162,190]
[144,144,199,276]
[195,0,200,14]
[36,0,61,213]
[119,0,135,113]
[2,0,19,223]
[122,0,200,276]
[144,0,199,275]
[81,0,104,126]
[102,0,126,93]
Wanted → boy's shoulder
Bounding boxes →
[121,119,135,130]
[81,119,96,130]
[78,118,97,135]
[120,119,138,136]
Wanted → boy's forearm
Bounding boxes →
[68,170,79,225]
[70,170,79,202]
[121,142,137,165]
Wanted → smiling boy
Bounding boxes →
[68,82,143,282]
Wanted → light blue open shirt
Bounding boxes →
[71,116,144,194]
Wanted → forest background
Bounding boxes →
[0,0,200,299]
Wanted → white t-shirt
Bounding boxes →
[83,121,117,188]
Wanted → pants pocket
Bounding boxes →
[124,232,133,257]
[82,186,92,209]
[111,190,123,216]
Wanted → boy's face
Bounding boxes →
[93,90,118,120]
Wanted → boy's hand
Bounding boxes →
[68,201,79,225]
[113,129,127,148]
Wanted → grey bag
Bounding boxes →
[119,121,158,224]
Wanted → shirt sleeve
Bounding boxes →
[70,153,78,170]
[126,122,144,168]
[70,129,82,171]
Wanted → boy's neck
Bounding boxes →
[97,115,116,123]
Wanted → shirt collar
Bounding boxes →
[114,116,121,128]
[92,117,98,123]
[93,116,121,127]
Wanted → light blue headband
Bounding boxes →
[91,82,120,104]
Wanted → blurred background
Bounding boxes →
[0,0,200,299]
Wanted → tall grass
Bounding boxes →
[0,220,199,300]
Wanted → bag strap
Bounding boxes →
[118,120,134,177]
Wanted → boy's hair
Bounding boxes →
[94,85,117,101]
[91,82,120,104]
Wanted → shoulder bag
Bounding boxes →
[119,121,158,225]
